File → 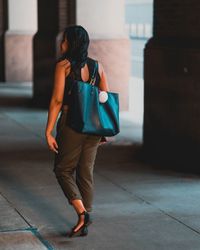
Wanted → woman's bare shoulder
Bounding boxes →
[97,60,104,76]
[56,58,71,69]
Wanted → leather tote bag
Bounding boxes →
[66,61,120,136]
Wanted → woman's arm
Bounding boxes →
[98,62,110,92]
[45,59,70,153]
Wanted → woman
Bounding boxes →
[45,25,109,237]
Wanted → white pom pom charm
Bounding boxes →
[99,91,108,103]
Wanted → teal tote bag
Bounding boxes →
[66,61,120,136]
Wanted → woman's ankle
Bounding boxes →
[70,198,86,214]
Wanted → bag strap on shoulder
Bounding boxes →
[90,60,98,85]
[68,59,98,95]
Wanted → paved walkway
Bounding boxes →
[1,83,200,250]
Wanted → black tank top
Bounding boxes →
[62,57,101,106]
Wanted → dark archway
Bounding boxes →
[33,0,76,108]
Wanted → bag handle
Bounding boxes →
[68,60,98,95]
[89,60,98,85]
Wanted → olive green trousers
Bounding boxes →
[53,109,101,212]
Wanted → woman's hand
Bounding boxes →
[99,136,108,145]
[45,133,58,154]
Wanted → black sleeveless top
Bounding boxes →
[62,57,101,106]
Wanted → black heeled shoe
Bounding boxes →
[83,210,93,226]
[68,224,88,238]
[68,211,92,238]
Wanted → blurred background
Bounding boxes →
[1,1,200,249]
[2,0,200,169]
[1,0,200,170]
[0,0,154,125]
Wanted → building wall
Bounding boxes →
[5,0,37,82]
[125,0,153,124]
[8,0,37,32]
[77,0,126,39]
[76,0,131,110]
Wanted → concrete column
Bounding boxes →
[0,0,8,82]
[4,0,37,82]
[76,0,131,111]
[143,0,200,170]
[33,0,76,107]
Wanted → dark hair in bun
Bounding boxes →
[57,25,90,71]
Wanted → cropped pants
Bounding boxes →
[53,109,101,212]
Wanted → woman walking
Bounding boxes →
[45,25,109,237]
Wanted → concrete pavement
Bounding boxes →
[1,83,200,250]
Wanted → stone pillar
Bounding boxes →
[76,0,131,111]
[0,0,8,82]
[143,0,200,170]
[4,0,37,82]
[33,0,76,107]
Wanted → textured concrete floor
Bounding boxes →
[1,83,200,250]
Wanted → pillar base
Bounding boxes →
[5,30,34,82]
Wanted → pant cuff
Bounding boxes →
[69,196,83,205]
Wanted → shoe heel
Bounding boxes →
[80,226,88,236]
[68,225,88,238]
[78,211,92,227]
[84,211,93,226]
